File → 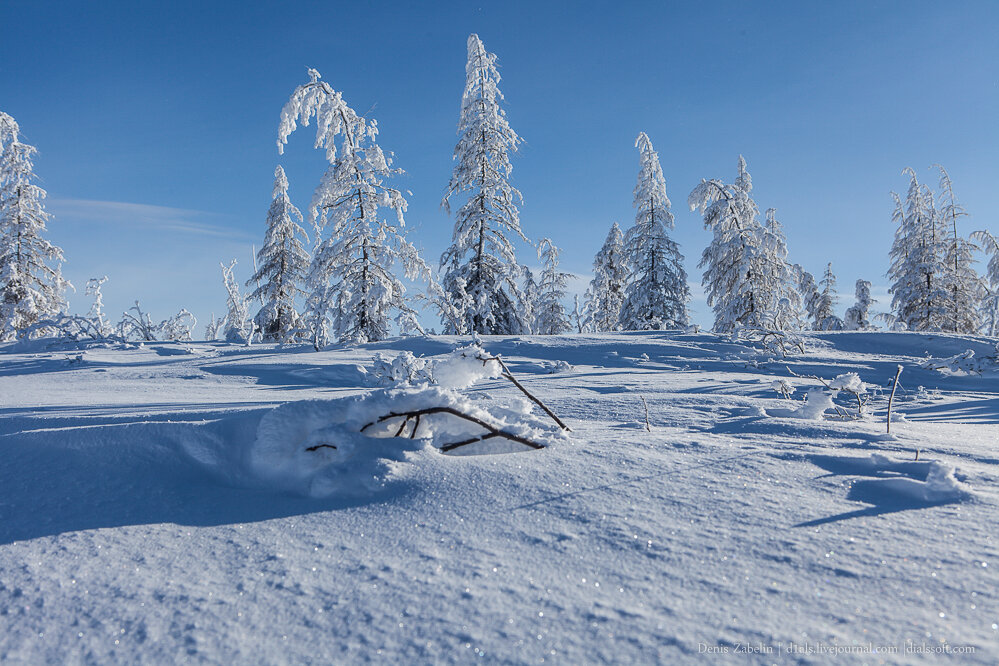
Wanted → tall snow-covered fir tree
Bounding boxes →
[247,165,310,342]
[533,238,571,335]
[887,168,950,331]
[618,133,688,330]
[440,34,529,335]
[971,230,999,336]
[0,113,70,340]
[689,156,793,333]
[521,267,539,332]
[278,69,431,348]
[761,208,804,332]
[813,263,844,331]
[934,165,984,333]
[844,279,875,330]
[583,222,628,332]
[794,265,822,330]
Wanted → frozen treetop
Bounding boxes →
[0,112,18,148]
[633,132,673,229]
[277,68,370,163]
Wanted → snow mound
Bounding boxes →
[247,386,563,497]
[848,457,973,506]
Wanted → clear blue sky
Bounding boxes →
[2,0,997,331]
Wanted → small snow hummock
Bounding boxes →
[248,385,565,498]
[849,455,973,505]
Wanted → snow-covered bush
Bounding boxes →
[118,301,159,341]
[771,378,795,400]
[369,351,431,387]
[920,346,999,375]
[159,309,197,342]
[771,369,869,419]
[368,343,504,389]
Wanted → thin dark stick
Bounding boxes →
[640,395,651,432]
[887,364,903,435]
[475,355,571,431]
[304,443,337,452]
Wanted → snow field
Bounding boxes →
[0,331,997,663]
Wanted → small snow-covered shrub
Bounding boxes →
[369,351,431,386]
[160,309,197,342]
[368,343,504,389]
[772,369,869,419]
[771,379,795,400]
[920,346,999,375]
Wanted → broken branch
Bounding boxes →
[474,354,571,431]
[360,406,545,453]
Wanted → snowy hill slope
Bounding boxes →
[0,332,997,663]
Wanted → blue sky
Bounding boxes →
[2,1,997,331]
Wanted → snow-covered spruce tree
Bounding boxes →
[794,264,822,330]
[534,238,571,335]
[813,263,844,330]
[971,230,999,336]
[844,279,875,330]
[934,165,984,333]
[521,267,539,333]
[583,222,628,332]
[689,156,794,334]
[440,34,529,335]
[247,165,310,342]
[204,313,222,341]
[888,168,950,331]
[278,69,431,348]
[0,115,71,340]
[571,294,584,333]
[759,208,805,333]
[619,133,688,330]
[221,259,252,343]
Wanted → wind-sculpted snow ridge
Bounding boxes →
[248,386,566,498]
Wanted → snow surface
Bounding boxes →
[1,331,998,663]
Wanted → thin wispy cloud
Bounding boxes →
[48,199,254,241]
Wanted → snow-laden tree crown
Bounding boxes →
[278,69,432,348]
